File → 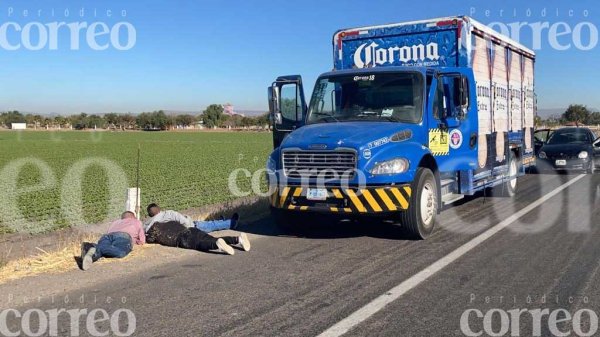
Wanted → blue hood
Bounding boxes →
[281,122,417,151]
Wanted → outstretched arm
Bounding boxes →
[172,211,194,227]
[136,221,146,245]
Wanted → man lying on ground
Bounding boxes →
[143,203,239,233]
[144,204,250,255]
[80,211,146,271]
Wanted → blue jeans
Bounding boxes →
[193,219,231,233]
[93,232,133,260]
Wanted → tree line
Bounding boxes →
[0,104,270,130]
[4,103,595,130]
[538,104,600,127]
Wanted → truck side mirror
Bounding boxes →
[441,96,448,119]
[268,85,282,125]
[459,76,469,107]
[274,112,282,125]
[594,137,600,147]
[455,76,469,120]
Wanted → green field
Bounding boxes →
[0,131,272,234]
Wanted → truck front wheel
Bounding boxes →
[399,167,438,240]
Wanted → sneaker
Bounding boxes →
[80,242,87,259]
[215,238,235,255]
[230,213,240,230]
[237,233,251,252]
[82,246,96,271]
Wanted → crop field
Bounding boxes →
[0,131,272,234]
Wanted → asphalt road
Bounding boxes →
[1,172,599,337]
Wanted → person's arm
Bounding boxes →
[137,222,146,245]
[172,211,194,227]
[142,217,154,233]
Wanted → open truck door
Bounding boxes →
[268,75,307,149]
[533,128,552,156]
[427,70,477,173]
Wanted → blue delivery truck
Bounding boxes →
[266,16,536,239]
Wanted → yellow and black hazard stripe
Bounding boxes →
[431,151,449,156]
[271,186,412,213]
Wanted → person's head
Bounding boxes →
[121,211,136,219]
[147,203,161,217]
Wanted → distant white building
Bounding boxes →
[10,123,26,130]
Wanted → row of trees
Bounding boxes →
[539,104,600,127]
[5,103,593,130]
[0,106,270,130]
[560,104,600,125]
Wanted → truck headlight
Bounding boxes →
[539,151,547,159]
[370,158,409,175]
[578,151,589,159]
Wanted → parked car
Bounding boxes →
[537,127,600,173]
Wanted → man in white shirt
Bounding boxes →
[143,203,239,233]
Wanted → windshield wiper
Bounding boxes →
[348,115,402,122]
[356,111,378,116]
[379,116,402,122]
[311,112,339,123]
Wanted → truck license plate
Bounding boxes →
[555,159,567,166]
[307,188,327,201]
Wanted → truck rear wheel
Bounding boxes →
[494,152,518,197]
[587,159,596,174]
[399,167,438,240]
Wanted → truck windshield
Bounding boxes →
[307,72,424,124]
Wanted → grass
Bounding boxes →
[0,130,271,234]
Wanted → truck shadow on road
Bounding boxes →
[218,171,599,241]
[240,213,432,241]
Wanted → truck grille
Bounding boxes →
[282,150,357,179]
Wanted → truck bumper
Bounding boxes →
[270,185,412,214]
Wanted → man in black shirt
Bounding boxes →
[144,203,250,255]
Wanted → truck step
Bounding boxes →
[440,179,455,187]
[442,193,465,205]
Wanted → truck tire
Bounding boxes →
[495,152,518,197]
[400,167,438,240]
[586,159,595,174]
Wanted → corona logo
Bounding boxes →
[353,41,440,68]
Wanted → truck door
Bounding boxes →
[533,128,552,156]
[268,75,307,149]
[427,72,477,172]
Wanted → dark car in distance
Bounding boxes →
[536,127,600,173]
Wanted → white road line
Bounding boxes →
[318,174,586,337]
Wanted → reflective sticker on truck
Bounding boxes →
[429,128,449,156]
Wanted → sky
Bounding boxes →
[0,0,598,114]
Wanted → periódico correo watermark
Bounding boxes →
[0,307,136,337]
[0,7,135,51]
[460,307,598,336]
